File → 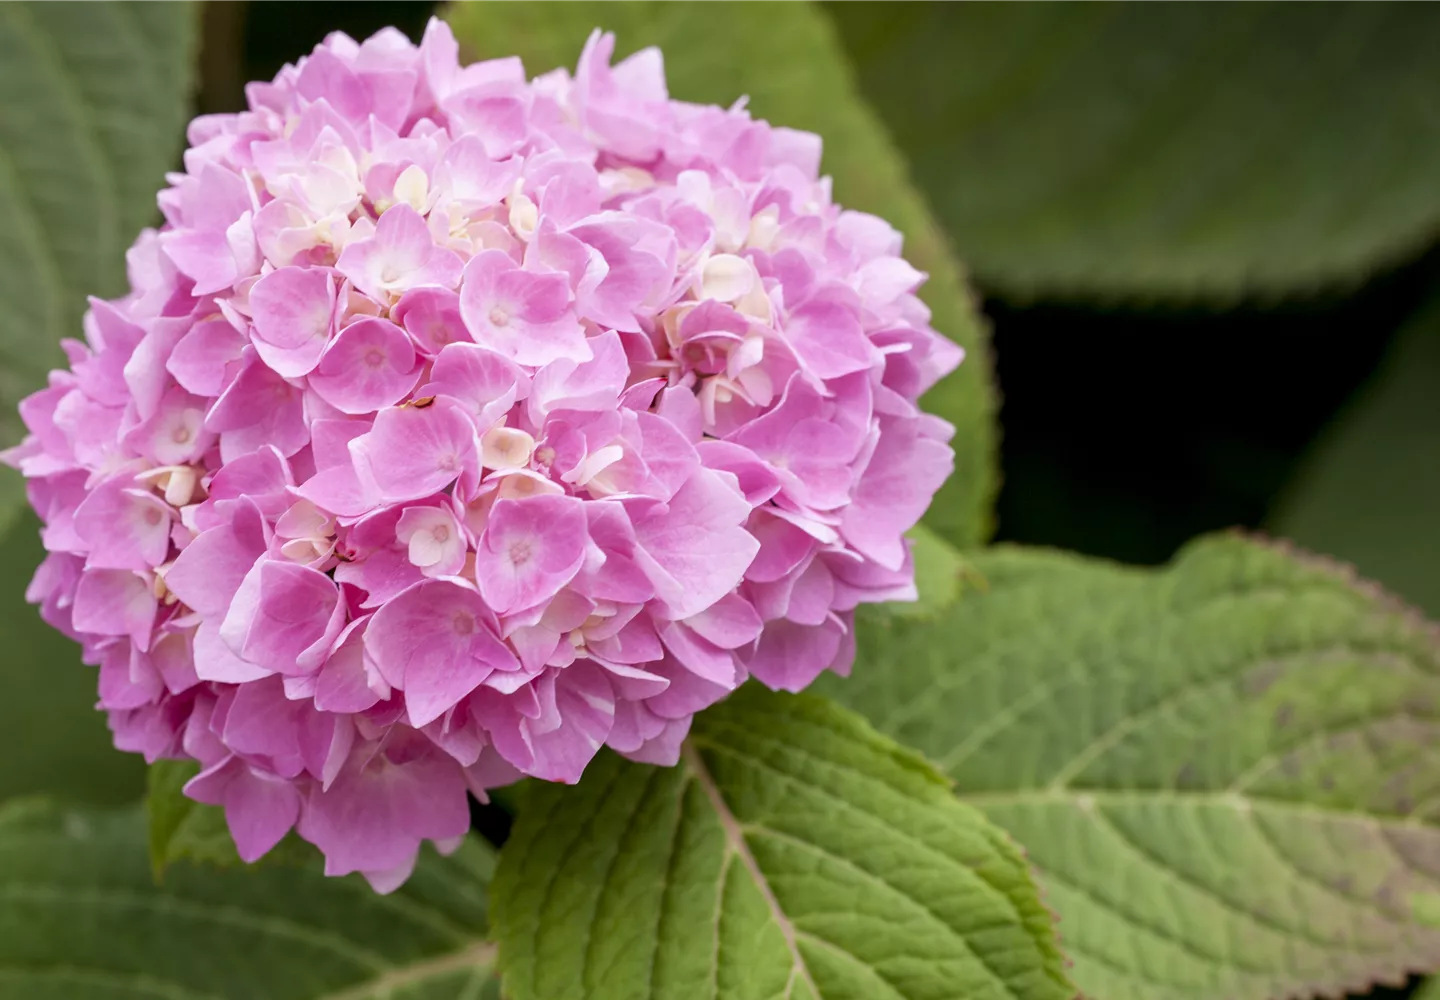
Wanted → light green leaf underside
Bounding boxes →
[0,799,499,1000]
[1270,294,1440,618]
[445,0,996,547]
[0,511,144,805]
[0,1,197,524]
[829,3,1440,301]
[145,760,198,878]
[490,686,1072,1000]
[817,537,1440,1000]
[891,524,966,621]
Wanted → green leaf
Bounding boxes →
[1416,978,1440,1000]
[1270,294,1440,617]
[817,537,1440,1000]
[490,685,1073,1000]
[0,1,198,524]
[445,0,997,547]
[0,511,144,805]
[0,797,500,999]
[828,4,1440,301]
[890,524,967,621]
[145,760,199,878]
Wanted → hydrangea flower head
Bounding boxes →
[4,20,961,891]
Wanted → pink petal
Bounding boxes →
[393,287,471,355]
[630,467,757,619]
[420,341,528,428]
[840,418,954,571]
[309,317,419,414]
[476,495,587,615]
[685,592,763,648]
[206,349,309,458]
[221,560,342,676]
[73,570,156,650]
[73,477,173,571]
[527,330,627,422]
[162,229,238,295]
[314,618,383,714]
[459,250,589,366]
[337,204,462,300]
[186,757,302,863]
[743,616,846,692]
[193,618,270,683]
[783,288,875,379]
[351,401,479,504]
[168,318,247,396]
[166,500,267,616]
[249,266,336,377]
[472,662,614,783]
[299,735,470,882]
[365,580,518,727]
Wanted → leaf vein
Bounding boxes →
[0,884,388,971]
[683,743,822,1000]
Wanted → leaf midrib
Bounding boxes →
[313,941,496,1000]
[681,742,820,1000]
[0,965,223,1000]
[0,883,387,971]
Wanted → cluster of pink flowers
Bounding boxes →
[5,20,959,890]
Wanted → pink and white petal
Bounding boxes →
[310,317,419,414]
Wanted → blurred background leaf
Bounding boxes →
[0,799,499,999]
[445,0,999,548]
[0,512,144,805]
[827,3,1440,302]
[1270,293,1440,617]
[0,1,198,532]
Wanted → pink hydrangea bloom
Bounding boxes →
[3,20,961,891]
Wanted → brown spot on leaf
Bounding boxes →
[1242,660,1286,696]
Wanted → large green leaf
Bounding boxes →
[0,511,144,805]
[1270,294,1440,617]
[446,0,997,547]
[490,685,1072,1000]
[0,798,499,999]
[818,537,1440,1000]
[0,1,198,524]
[828,4,1440,301]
